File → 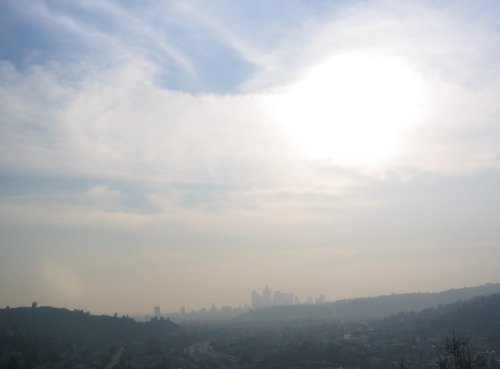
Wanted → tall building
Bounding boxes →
[154,306,161,318]
[251,290,262,309]
[210,302,217,313]
[253,286,299,308]
[272,290,294,306]
[262,286,272,307]
[316,294,326,304]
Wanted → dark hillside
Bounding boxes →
[0,306,180,369]
[378,292,500,350]
[0,306,177,345]
[332,283,500,321]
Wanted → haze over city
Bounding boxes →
[1,0,500,316]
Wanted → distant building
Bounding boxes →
[251,290,262,309]
[253,286,298,308]
[273,290,282,305]
[272,290,295,306]
[32,301,38,308]
[154,306,160,318]
[263,286,272,306]
[316,294,326,304]
[180,306,186,315]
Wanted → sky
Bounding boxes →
[1,0,500,315]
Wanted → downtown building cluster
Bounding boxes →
[251,286,326,309]
[148,286,328,322]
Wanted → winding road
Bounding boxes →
[104,346,124,369]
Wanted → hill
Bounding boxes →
[235,283,500,324]
[379,292,500,343]
[215,293,500,369]
[0,306,178,345]
[0,306,180,369]
[331,282,500,321]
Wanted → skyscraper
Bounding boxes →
[251,291,262,309]
[154,306,161,318]
[263,286,272,307]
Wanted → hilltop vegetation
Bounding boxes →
[0,307,181,369]
[332,283,500,321]
[0,306,178,344]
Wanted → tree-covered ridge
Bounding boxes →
[0,307,181,369]
[0,306,178,345]
[333,283,500,321]
[378,293,500,343]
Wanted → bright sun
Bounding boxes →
[267,52,427,167]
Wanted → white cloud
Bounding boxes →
[3,0,499,180]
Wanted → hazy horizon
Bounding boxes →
[5,282,500,317]
[1,0,500,315]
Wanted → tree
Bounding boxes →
[435,332,485,369]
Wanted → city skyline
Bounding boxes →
[146,285,326,317]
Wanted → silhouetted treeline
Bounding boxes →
[0,307,177,345]
[332,283,500,321]
[377,293,500,350]
[0,307,180,369]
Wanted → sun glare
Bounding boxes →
[267,52,427,167]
